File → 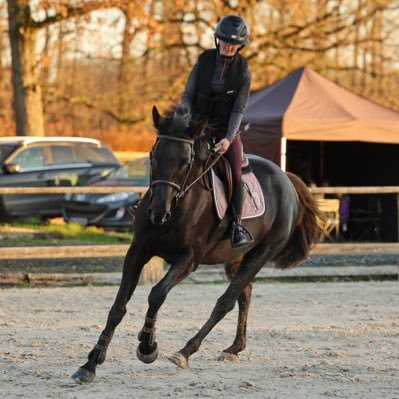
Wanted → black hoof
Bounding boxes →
[71,367,95,384]
[136,342,159,364]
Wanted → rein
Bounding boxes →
[150,134,221,202]
[176,152,221,200]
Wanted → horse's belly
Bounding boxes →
[202,242,239,265]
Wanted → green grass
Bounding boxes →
[0,218,132,246]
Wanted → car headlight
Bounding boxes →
[96,192,130,203]
[74,194,87,201]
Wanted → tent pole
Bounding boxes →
[281,137,287,172]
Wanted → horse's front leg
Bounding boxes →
[136,251,197,364]
[72,244,150,383]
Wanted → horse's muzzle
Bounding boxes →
[147,208,171,225]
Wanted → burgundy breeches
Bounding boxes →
[214,132,243,186]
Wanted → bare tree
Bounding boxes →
[6,0,121,136]
[2,0,399,147]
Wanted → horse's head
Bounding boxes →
[147,105,208,225]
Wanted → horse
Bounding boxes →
[72,105,323,383]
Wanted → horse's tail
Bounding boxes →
[272,172,324,269]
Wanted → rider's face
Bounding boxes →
[219,40,241,57]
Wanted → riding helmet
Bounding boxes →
[214,16,250,46]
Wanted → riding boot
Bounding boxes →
[231,179,253,248]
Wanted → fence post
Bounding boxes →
[397,194,399,280]
[397,193,399,242]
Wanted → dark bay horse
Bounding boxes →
[72,106,322,383]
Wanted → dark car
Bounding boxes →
[62,157,150,230]
[0,136,121,221]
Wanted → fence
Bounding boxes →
[1,185,399,240]
[1,185,399,283]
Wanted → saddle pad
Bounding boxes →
[211,170,265,220]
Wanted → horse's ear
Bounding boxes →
[152,106,162,130]
[193,116,208,137]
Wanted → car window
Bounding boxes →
[76,145,119,165]
[49,145,74,165]
[112,158,150,184]
[0,145,16,163]
[11,146,45,170]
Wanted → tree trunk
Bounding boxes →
[7,0,44,136]
[118,8,132,117]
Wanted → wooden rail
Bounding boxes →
[1,243,399,260]
[0,186,147,194]
[1,243,398,285]
[310,186,399,194]
[0,186,399,195]
[0,185,398,241]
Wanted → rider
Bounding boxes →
[181,15,252,248]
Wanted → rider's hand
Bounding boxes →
[215,138,231,155]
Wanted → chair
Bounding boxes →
[317,198,340,241]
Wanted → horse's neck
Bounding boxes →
[178,161,213,216]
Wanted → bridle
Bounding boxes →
[150,134,221,204]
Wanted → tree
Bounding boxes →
[2,0,399,148]
[6,0,122,136]
[7,0,43,135]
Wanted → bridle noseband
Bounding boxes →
[150,135,195,201]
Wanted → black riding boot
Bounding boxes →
[231,179,253,248]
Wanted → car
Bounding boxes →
[0,136,121,221]
[62,156,150,230]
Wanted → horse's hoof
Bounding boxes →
[168,352,188,369]
[217,351,239,362]
[71,367,95,384]
[136,343,159,364]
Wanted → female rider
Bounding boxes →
[181,15,252,247]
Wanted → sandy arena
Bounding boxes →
[0,281,398,399]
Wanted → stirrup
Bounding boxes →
[231,222,254,248]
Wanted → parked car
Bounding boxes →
[0,136,121,221]
[62,157,150,230]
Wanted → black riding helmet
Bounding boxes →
[214,15,250,46]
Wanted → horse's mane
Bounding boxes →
[155,105,209,159]
[158,105,193,139]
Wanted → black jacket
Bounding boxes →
[193,49,250,129]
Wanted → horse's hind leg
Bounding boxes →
[168,249,267,369]
[217,259,252,362]
[72,244,149,383]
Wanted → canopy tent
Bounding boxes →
[242,66,399,165]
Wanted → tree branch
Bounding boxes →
[46,90,145,125]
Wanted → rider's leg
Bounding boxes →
[223,136,252,247]
[231,178,251,247]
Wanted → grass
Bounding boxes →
[0,217,132,246]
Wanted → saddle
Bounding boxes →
[211,154,265,220]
